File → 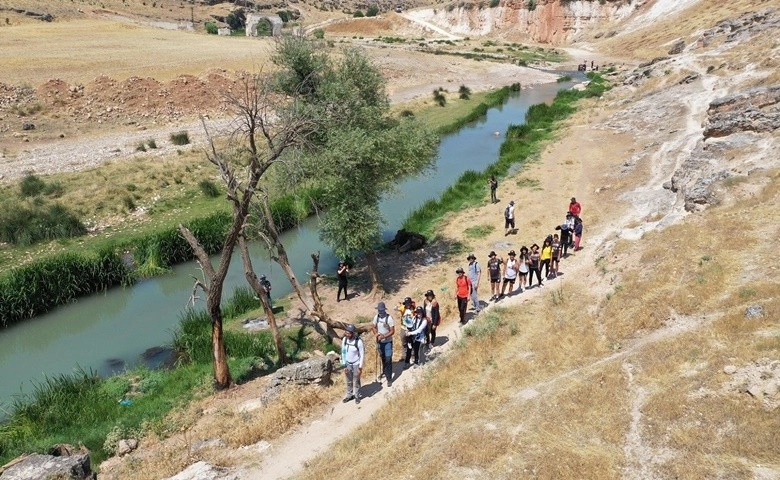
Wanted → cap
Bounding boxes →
[259,274,266,279]
[415,306,424,314]
[456,267,465,273]
[376,302,387,312]
[403,296,413,304]
[508,250,516,256]
[488,251,496,257]
[509,200,515,205]
[425,289,435,297]
[345,324,357,333]
[571,197,576,201]
[467,253,476,260]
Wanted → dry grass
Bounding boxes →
[0,19,274,85]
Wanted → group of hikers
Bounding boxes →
[339,195,584,405]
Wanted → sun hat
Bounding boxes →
[488,251,496,257]
[456,267,465,273]
[425,289,435,297]
[376,302,387,312]
[508,250,516,256]
[345,324,356,333]
[467,253,476,260]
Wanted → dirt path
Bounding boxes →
[400,12,463,40]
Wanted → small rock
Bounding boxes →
[191,438,226,452]
[22,122,35,131]
[116,438,138,457]
[668,39,686,55]
[745,305,764,318]
[747,384,764,398]
[723,365,738,375]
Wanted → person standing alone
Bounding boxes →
[504,200,516,236]
[455,267,472,324]
[467,253,482,313]
[341,324,364,404]
[488,175,498,204]
[336,261,349,302]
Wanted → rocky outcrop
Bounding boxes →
[703,85,780,139]
[0,451,95,480]
[410,0,636,44]
[164,461,237,480]
[696,8,780,48]
[261,357,333,403]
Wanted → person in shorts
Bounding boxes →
[499,250,519,298]
[504,200,516,236]
[517,245,530,292]
[486,251,503,300]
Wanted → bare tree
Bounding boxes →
[179,76,313,388]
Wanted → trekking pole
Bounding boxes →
[375,341,380,384]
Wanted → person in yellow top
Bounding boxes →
[540,237,553,279]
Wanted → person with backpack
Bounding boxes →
[499,250,519,298]
[371,302,396,387]
[574,216,584,251]
[341,324,365,404]
[504,200,516,236]
[259,274,272,307]
[423,290,440,348]
[488,175,498,204]
[455,267,472,324]
[404,306,428,368]
[550,234,562,278]
[467,253,482,313]
[486,251,503,300]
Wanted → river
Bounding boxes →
[0,80,574,409]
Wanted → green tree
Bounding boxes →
[366,4,380,16]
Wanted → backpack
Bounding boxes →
[504,206,510,218]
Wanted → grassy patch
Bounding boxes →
[463,223,496,239]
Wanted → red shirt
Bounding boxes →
[456,275,472,298]
[569,201,582,216]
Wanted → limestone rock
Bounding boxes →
[0,453,95,480]
[116,438,138,457]
[165,461,237,480]
[261,357,332,403]
[745,305,764,319]
[723,365,738,375]
[703,85,780,139]
[747,384,764,398]
[668,39,686,55]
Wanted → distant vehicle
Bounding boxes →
[395,4,403,12]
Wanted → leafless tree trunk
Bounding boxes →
[238,235,288,364]
[365,250,385,298]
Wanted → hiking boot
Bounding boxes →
[342,395,354,403]
[387,380,393,387]
[355,396,361,405]
[403,362,411,370]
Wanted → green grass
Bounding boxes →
[463,223,496,239]
[0,286,311,465]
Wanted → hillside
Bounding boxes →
[0,0,778,479]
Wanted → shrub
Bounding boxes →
[198,179,221,198]
[19,174,46,197]
[226,9,245,29]
[0,202,87,246]
[458,84,471,100]
[366,4,379,16]
[353,10,364,17]
[312,28,325,39]
[277,10,290,22]
[433,89,447,107]
[136,142,147,152]
[122,196,136,212]
[527,0,536,11]
[489,0,500,7]
[170,131,190,145]
[400,109,415,117]
[557,75,572,83]
[146,139,157,149]
[205,22,218,34]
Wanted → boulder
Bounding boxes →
[165,461,237,480]
[389,229,426,253]
[116,438,138,457]
[0,453,95,480]
[261,357,333,403]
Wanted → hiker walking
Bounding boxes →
[336,261,349,302]
[574,216,584,251]
[504,200,516,236]
[487,251,503,300]
[455,267,472,324]
[568,197,582,217]
[467,253,482,313]
[371,302,395,387]
[488,175,498,203]
[404,306,428,368]
[499,250,519,298]
[528,243,543,288]
[341,324,365,404]
[541,238,553,279]
[423,290,440,348]
[399,296,416,355]
[550,234,562,278]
